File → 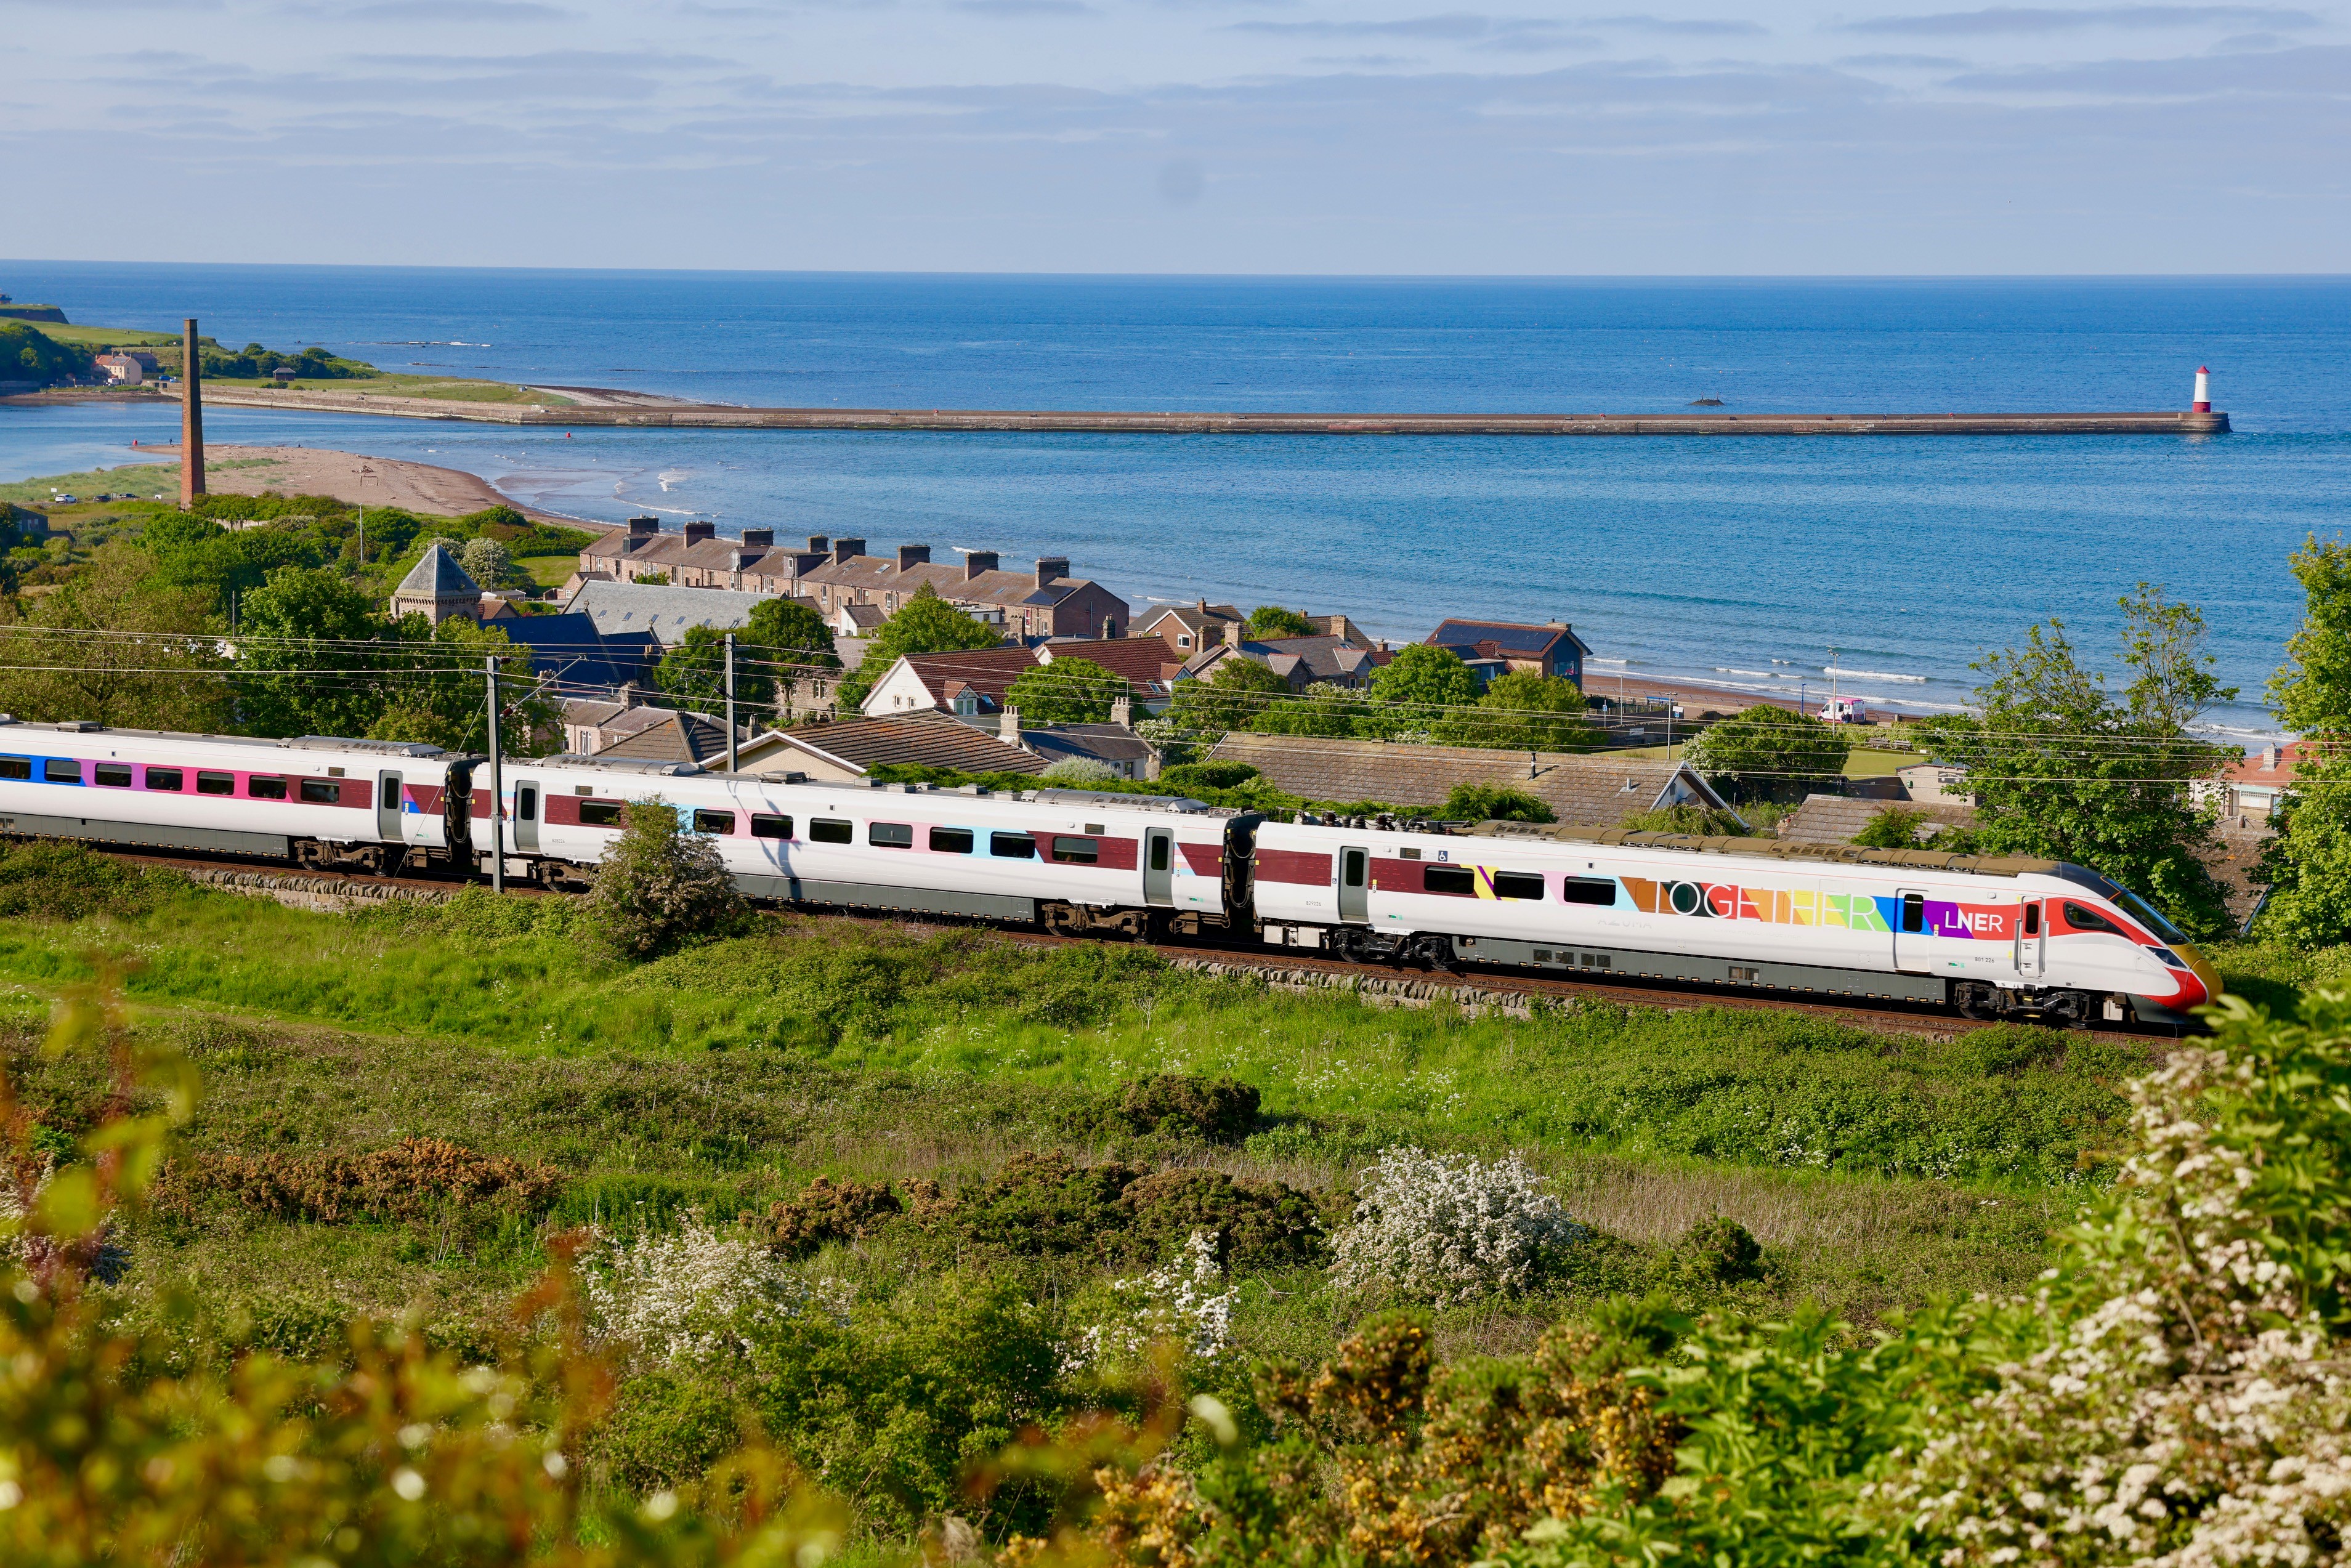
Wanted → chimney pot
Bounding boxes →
[1001,706,1022,746]
[1111,696,1131,729]
[833,537,866,565]
[963,549,999,581]
[898,543,932,571]
[1101,614,1115,641]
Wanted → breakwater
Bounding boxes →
[159,385,2230,436]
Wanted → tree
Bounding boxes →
[1682,705,1851,797]
[1440,672,1600,752]
[1913,584,2235,937]
[232,565,392,738]
[1246,606,1319,638]
[833,585,1003,712]
[458,536,517,591]
[2259,538,2351,945]
[657,599,839,720]
[0,323,93,387]
[1367,644,1481,737]
[588,798,747,958]
[1250,681,1375,738]
[1166,657,1293,739]
[1853,805,1936,848]
[142,514,323,617]
[1005,657,1122,725]
[0,542,227,731]
[371,617,552,754]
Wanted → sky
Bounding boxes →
[2,0,2344,273]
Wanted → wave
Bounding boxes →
[1827,668,1928,683]
[1588,657,1632,667]
[1715,667,1798,679]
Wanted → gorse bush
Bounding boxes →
[1329,1147,1587,1304]
[1112,1073,1261,1143]
[589,799,748,959]
[180,1136,564,1224]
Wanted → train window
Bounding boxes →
[197,772,234,796]
[692,809,734,835]
[1148,836,1169,873]
[299,780,340,804]
[750,814,792,840]
[991,831,1035,859]
[2023,903,2041,936]
[94,764,132,788]
[42,759,80,784]
[1343,853,1366,889]
[1051,835,1099,865]
[869,822,913,848]
[578,800,623,827]
[1492,871,1545,901]
[146,769,183,793]
[1561,876,1617,907]
[516,787,536,822]
[0,757,27,781]
[1422,865,1476,897]
[2062,900,2124,937]
[1901,893,1925,934]
[810,818,852,844]
[248,777,288,800]
[931,826,974,854]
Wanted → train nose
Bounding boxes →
[2172,943,2223,1009]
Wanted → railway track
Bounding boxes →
[87,844,2159,1043]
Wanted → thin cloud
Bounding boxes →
[1230,12,1568,40]
[1582,14,1766,34]
[952,0,1097,12]
[0,0,221,9]
[1843,5,2318,34]
[1835,50,1969,63]
[1943,38,2347,87]
[341,1,578,18]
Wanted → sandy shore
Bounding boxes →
[142,443,599,528]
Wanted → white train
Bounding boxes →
[0,720,2218,1029]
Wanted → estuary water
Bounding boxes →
[2,263,2347,738]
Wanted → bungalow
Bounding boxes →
[1425,619,1591,689]
[1183,634,1390,692]
[1203,732,1735,828]
[733,711,1046,781]
[2217,742,2312,821]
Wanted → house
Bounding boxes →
[1777,794,1978,846]
[93,354,144,386]
[798,542,1130,642]
[566,581,790,647]
[860,645,1041,720]
[1896,762,1973,806]
[735,711,1046,781]
[1183,634,1391,693]
[1033,637,1184,708]
[1425,619,1592,689]
[389,543,484,624]
[2219,742,2311,821]
[589,708,740,767]
[1019,722,1158,780]
[833,602,887,638]
[500,615,663,705]
[1138,601,1247,655]
[1203,732,1734,827]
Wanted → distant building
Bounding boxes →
[1183,633,1390,693]
[589,708,740,767]
[501,615,662,705]
[2217,742,2310,821]
[1897,762,1973,806]
[1021,719,1157,780]
[1204,732,1732,827]
[1425,619,1591,689]
[735,711,1046,781]
[1778,794,1978,845]
[389,543,484,624]
[566,580,796,648]
[1138,600,1247,655]
[857,636,1180,723]
[93,354,144,386]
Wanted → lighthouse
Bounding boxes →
[2193,366,2211,414]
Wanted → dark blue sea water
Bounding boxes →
[4,262,2347,738]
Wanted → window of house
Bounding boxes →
[931,827,974,854]
[1561,876,1617,907]
[692,809,734,835]
[870,822,913,848]
[1177,634,1191,649]
[990,831,1035,859]
[42,759,80,784]
[248,776,288,800]
[145,768,184,792]
[198,772,234,796]
[751,814,791,839]
[811,818,853,844]
[1492,871,1545,901]
[1051,836,1099,865]
[1422,865,1476,896]
[95,764,133,788]
[299,780,340,804]
[0,757,27,781]
[578,800,623,827]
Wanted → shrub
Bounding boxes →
[1039,757,1120,783]
[1070,1231,1237,1371]
[599,1370,748,1492]
[764,1176,901,1256]
[934,1151,1148,1258]
[588,798,748,959]
[910,1152,1323,1268]
[1114,1073,1260,1143]
[1117,1169,1326,1271]
[1329,1147,1586,1304]
[1436,783,1555,824]
[0,840,186,921]
[186,1137,563,1224]
[584,1215,809,1366]
[1619,803,1751,836]
[1853,804,1937,848]
[1160,761,1260,792]
[1670,1216,1764,1287]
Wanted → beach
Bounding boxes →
[142,443,594,527]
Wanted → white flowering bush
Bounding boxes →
[582,1216,806,1367]
[1330,1147,1585,1304]
[1069,1231,1237,1373]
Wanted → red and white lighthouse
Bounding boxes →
[2193,366,2212,413]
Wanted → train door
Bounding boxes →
[1144,829,1174,907]
[376,772,403,844]
[2016,899,2044,982]
[1338,846,1370,924]
[512,780,540,854]
[1892,887,1930,973]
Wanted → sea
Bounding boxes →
[4,262,2348,742]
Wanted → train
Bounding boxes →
[0,719,2220,1030]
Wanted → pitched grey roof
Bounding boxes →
[1204,732,1733,825]
[1025,723,1155,767]
[397,542,481,599]
[1776,794,1978,846]
[567,581,773,645]
[760,711,1046,776]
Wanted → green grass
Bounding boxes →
[0,878,2179,1350]
[0,458,287,508]
[200,373,572,406]
[29,320,184,350]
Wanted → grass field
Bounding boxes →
[198,373,572,406]
[0,872,2228,1364]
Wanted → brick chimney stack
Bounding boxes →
[963,550,998,580]
[1000,706,1022,748]
[833,538,866,566]
[179,318,204,506]
[898,544,931,570]
[683,520,716,546]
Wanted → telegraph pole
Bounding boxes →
[485,656,504,894]
[724,634,738,771]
